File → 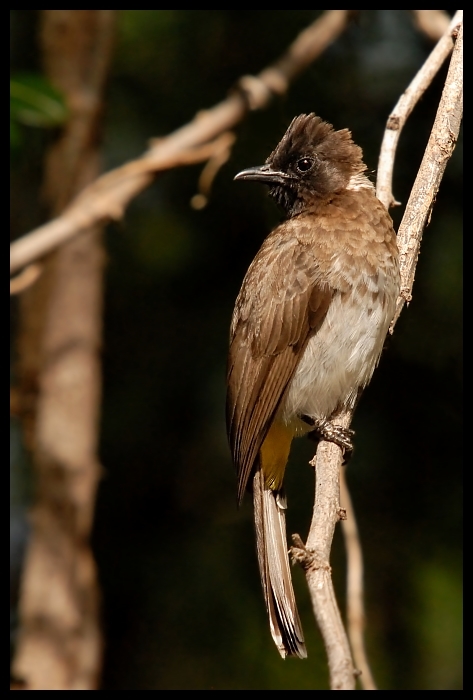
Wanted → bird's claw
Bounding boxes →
[301,415,354,454]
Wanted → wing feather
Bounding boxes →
[226,224,332,502]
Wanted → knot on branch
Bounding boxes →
[234,74,276,111]
[387,115,400,131]
[290,534,331,573]
[451,23,461,41]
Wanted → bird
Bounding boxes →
[226,113,400,659]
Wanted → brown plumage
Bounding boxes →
[227,114,400,658]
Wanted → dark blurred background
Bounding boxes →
[10,10,462,690]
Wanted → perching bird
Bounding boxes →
[226,114,400,658]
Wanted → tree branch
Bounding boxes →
[10,10,351,280]
[390,18,462,330]
[291,412,356,690]
[376,10,462,211]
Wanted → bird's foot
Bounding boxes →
[301,415,354,460]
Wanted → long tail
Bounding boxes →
[253,467,307,658]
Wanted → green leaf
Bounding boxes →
[10,73,68,128]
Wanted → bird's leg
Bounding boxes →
[301,414,354,458]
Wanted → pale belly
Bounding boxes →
[280,290,394,433]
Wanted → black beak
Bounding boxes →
[234,164,294,186]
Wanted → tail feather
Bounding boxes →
[253,467,307,658]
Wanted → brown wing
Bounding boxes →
[226,223,332,503]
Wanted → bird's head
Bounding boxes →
[234,113,368,218]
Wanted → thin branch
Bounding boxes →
[190,132,236,210]
[376,10,462,211]
[340,469,376,690]
[10,10,351,279]
[391,18,462,330]
[291,412,356,690]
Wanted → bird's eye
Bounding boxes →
[296,157,313,173]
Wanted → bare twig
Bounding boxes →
[412,10,451,42]
[391,18,462,329]
[376,10,462,211]
[10,10,351,279]
[340,469,376,690]
[190,132,236,210]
